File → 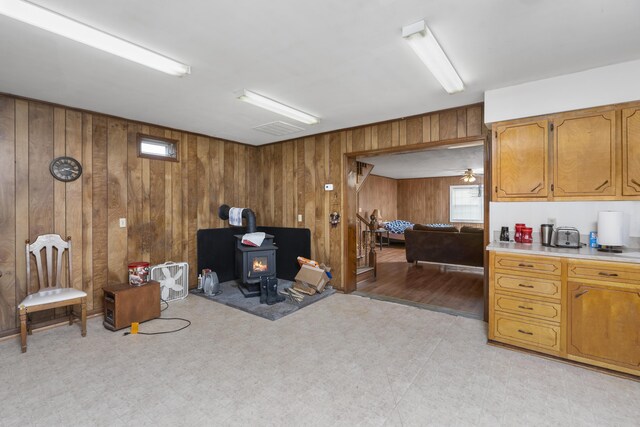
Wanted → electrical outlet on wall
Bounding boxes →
[297,214,303,222]
[547,218,556,225]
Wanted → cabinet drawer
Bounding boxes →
[494,294,561,322]
[493,313,561,354]
[568,260,640,284]
[494,253,561,276]
[494,273,561,300]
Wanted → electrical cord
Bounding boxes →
[123,298,191,336]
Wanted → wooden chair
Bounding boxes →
[18,234,87,353]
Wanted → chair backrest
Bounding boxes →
[26,234,72,291]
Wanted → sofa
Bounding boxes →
[404,225,484,267]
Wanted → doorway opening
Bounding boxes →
[345,138,490,320]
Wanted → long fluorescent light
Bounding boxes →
[402,20,464,94]
[0,0,190,76]
[446,141,484,149]
[238,89,319,125]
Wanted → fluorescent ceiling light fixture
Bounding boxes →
[402,20,464,94]
[446,141,484,149]
[238,90,319,125]
[0,0,190,76]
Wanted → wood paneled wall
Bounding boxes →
[256,104,485,289]
[0,94,259,336]
[358,175,397,220]
[397,175,485,228]
[0,94,483,335]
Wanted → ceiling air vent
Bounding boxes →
[253,121,304,136]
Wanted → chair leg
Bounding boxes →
[80,298,87,337]
[27,314,32,335]
[67,306,73,325]
[19,306,27,353]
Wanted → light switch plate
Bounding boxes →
[119,218,127,228]
[297,214,303,222]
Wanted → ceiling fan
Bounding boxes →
[461,168,477,183]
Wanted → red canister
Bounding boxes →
[514,223,525,243]
[128,262,150,286]
[521,227,533,244]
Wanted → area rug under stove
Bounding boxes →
[190,279,335,321]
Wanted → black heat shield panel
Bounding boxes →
[197,227,311,282]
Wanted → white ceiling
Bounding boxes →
[1,1,639,145]
[359,144,484,179]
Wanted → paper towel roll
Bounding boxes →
[597,211,624,246]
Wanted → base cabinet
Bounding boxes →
[567,281,640,374]
[489,251,640,376]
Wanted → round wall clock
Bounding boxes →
[49,156,82,182]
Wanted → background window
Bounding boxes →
[137,134,178,161]
[450,185,483,223]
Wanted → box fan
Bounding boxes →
[150,262,189,301]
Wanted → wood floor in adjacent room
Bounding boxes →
[357,244,484,318]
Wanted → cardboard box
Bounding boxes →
[295,264,330,293]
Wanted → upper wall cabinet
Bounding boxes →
[491,102,640,202]
[622,107,640,196]
[553,110,616,198]
[493,120,549,201]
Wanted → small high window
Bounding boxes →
[137,134,178,161]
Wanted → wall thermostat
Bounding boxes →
[324,184,334,191]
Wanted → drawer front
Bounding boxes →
[493,313,561,353]
[568,260,640,284]
[494,273,561,299]
[495,253,561,276]
[494,294,561,322]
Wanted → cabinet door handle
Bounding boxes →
[530,182,542,193]
[518,305,533,310]
[598,271,618,277]
[632,179,640,189]
[518,329,533,335]
[518,284,534,288]
[594,180,609,191]
[518,263,534,268]
[574,290,589,299]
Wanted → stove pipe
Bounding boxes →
[218,204,257,233]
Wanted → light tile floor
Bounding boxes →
[0,294,638,426]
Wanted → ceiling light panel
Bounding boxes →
[238,89,319,125]
[0,0,190,76]
[402,20,464,94]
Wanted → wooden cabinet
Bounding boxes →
[493,120,549,200]
[622,107,640,196]
[490,101,640,201]
[489,251,640,376]
[553,110,616,198]
[567,280,640,375]
[489,252,563,356]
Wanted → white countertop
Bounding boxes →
[487,241,640,264]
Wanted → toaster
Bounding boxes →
[551,227,581,248]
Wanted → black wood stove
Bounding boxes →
[234,233,277,297]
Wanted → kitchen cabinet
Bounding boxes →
[490,102,640,201]
[489,250,640,376]
[493,120,549,201]
[489,252,563,356]
[553,110,616,198]
[567,280,640,374]
[622,107,640,196]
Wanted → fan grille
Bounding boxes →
[150,262,189,301]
